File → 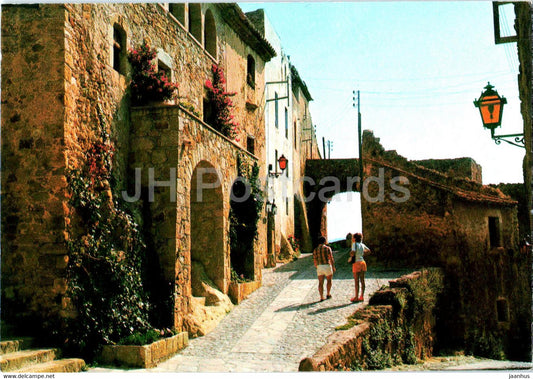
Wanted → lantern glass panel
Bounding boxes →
[278,156,287,171]
[480,98,502,126]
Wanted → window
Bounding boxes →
[169,3,185,25]
[489,217,501,248]
[247,55,255,88]
[285,164,289,178]
[246,136,255,155]
[188,3,202,42]
[285,107,288,138]
[203,97,215,126]
[275,92,279,128]
[286,198,289,216]
[204,9,217,57]
[275,150,278,170]
[496,298,509,322]
[158,59,171,81]
[112,24,126,74]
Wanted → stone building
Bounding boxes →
[291,64,319,253]
[245,9,319,260]
[1,3,276,337]
[360,132,530,360]
[304,130,530,360]
[513,2,532,240]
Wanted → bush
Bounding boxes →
[117,328,175,346]
[408,268,444,319]
[465,329,505,360]
[204,64,239,139]
[128,42,178,105]
[63,116,153,360]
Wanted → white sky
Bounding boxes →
[239,1,526,241]
[239,1,525,186]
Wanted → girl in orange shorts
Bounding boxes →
[349,233,371,302]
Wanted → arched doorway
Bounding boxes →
[327,192,363,243]
[190,161,224,292]
[229,178,256,280]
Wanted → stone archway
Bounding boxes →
[304,159,362,246]
[190,160,224,292]
[229,178,257,280]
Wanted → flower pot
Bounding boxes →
[228,280,261,304]
[99,332,189,368]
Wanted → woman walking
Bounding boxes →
[313,236,335,301]
[349,232,371,303]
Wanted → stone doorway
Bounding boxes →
[229,179,256,280]
[190,161,225,292]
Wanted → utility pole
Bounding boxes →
[353,90,363,189]
[327,140,333,159]
[322,136,326,160]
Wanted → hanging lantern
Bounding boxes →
[278,154,288,171]
[473,82,506,130]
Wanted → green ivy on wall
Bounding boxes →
[229,154,264,280]
[62,112,153,360]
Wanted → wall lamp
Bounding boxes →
[474,82,524,148]
[269,154,288,178]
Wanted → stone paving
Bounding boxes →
[91,247,409,372]
[383,355,532,371]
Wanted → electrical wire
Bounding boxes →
[305,69,514,83]
[499,5,519,73]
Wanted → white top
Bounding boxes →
[352,242,369,262]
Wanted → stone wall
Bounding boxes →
[1,5,69,325]
[414,157,482,184]
[361,130,531,361]
[514,2,532,242]
[304,159,362,245]
[1,3,271,335]
[360,130,518,265]
[299,270,444,371]
[129,105,264,331]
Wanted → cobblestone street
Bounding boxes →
[91,248,410,372]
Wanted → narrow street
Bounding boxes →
[91,248,410,372]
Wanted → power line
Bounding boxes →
[309,74,517,95]
[310,84,518,100]
[305,69,514,83]
[499,5,519,72]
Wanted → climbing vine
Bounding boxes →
[63,113,153,359]
[229,155,264,279]
[128,42,178,106]
[205,64,239,139]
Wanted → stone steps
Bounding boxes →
[1,340,20,355]
[13,358,86,373]
[0,348,57,371]
[0,340,85,373]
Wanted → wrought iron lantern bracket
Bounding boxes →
[490,130,525,148]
